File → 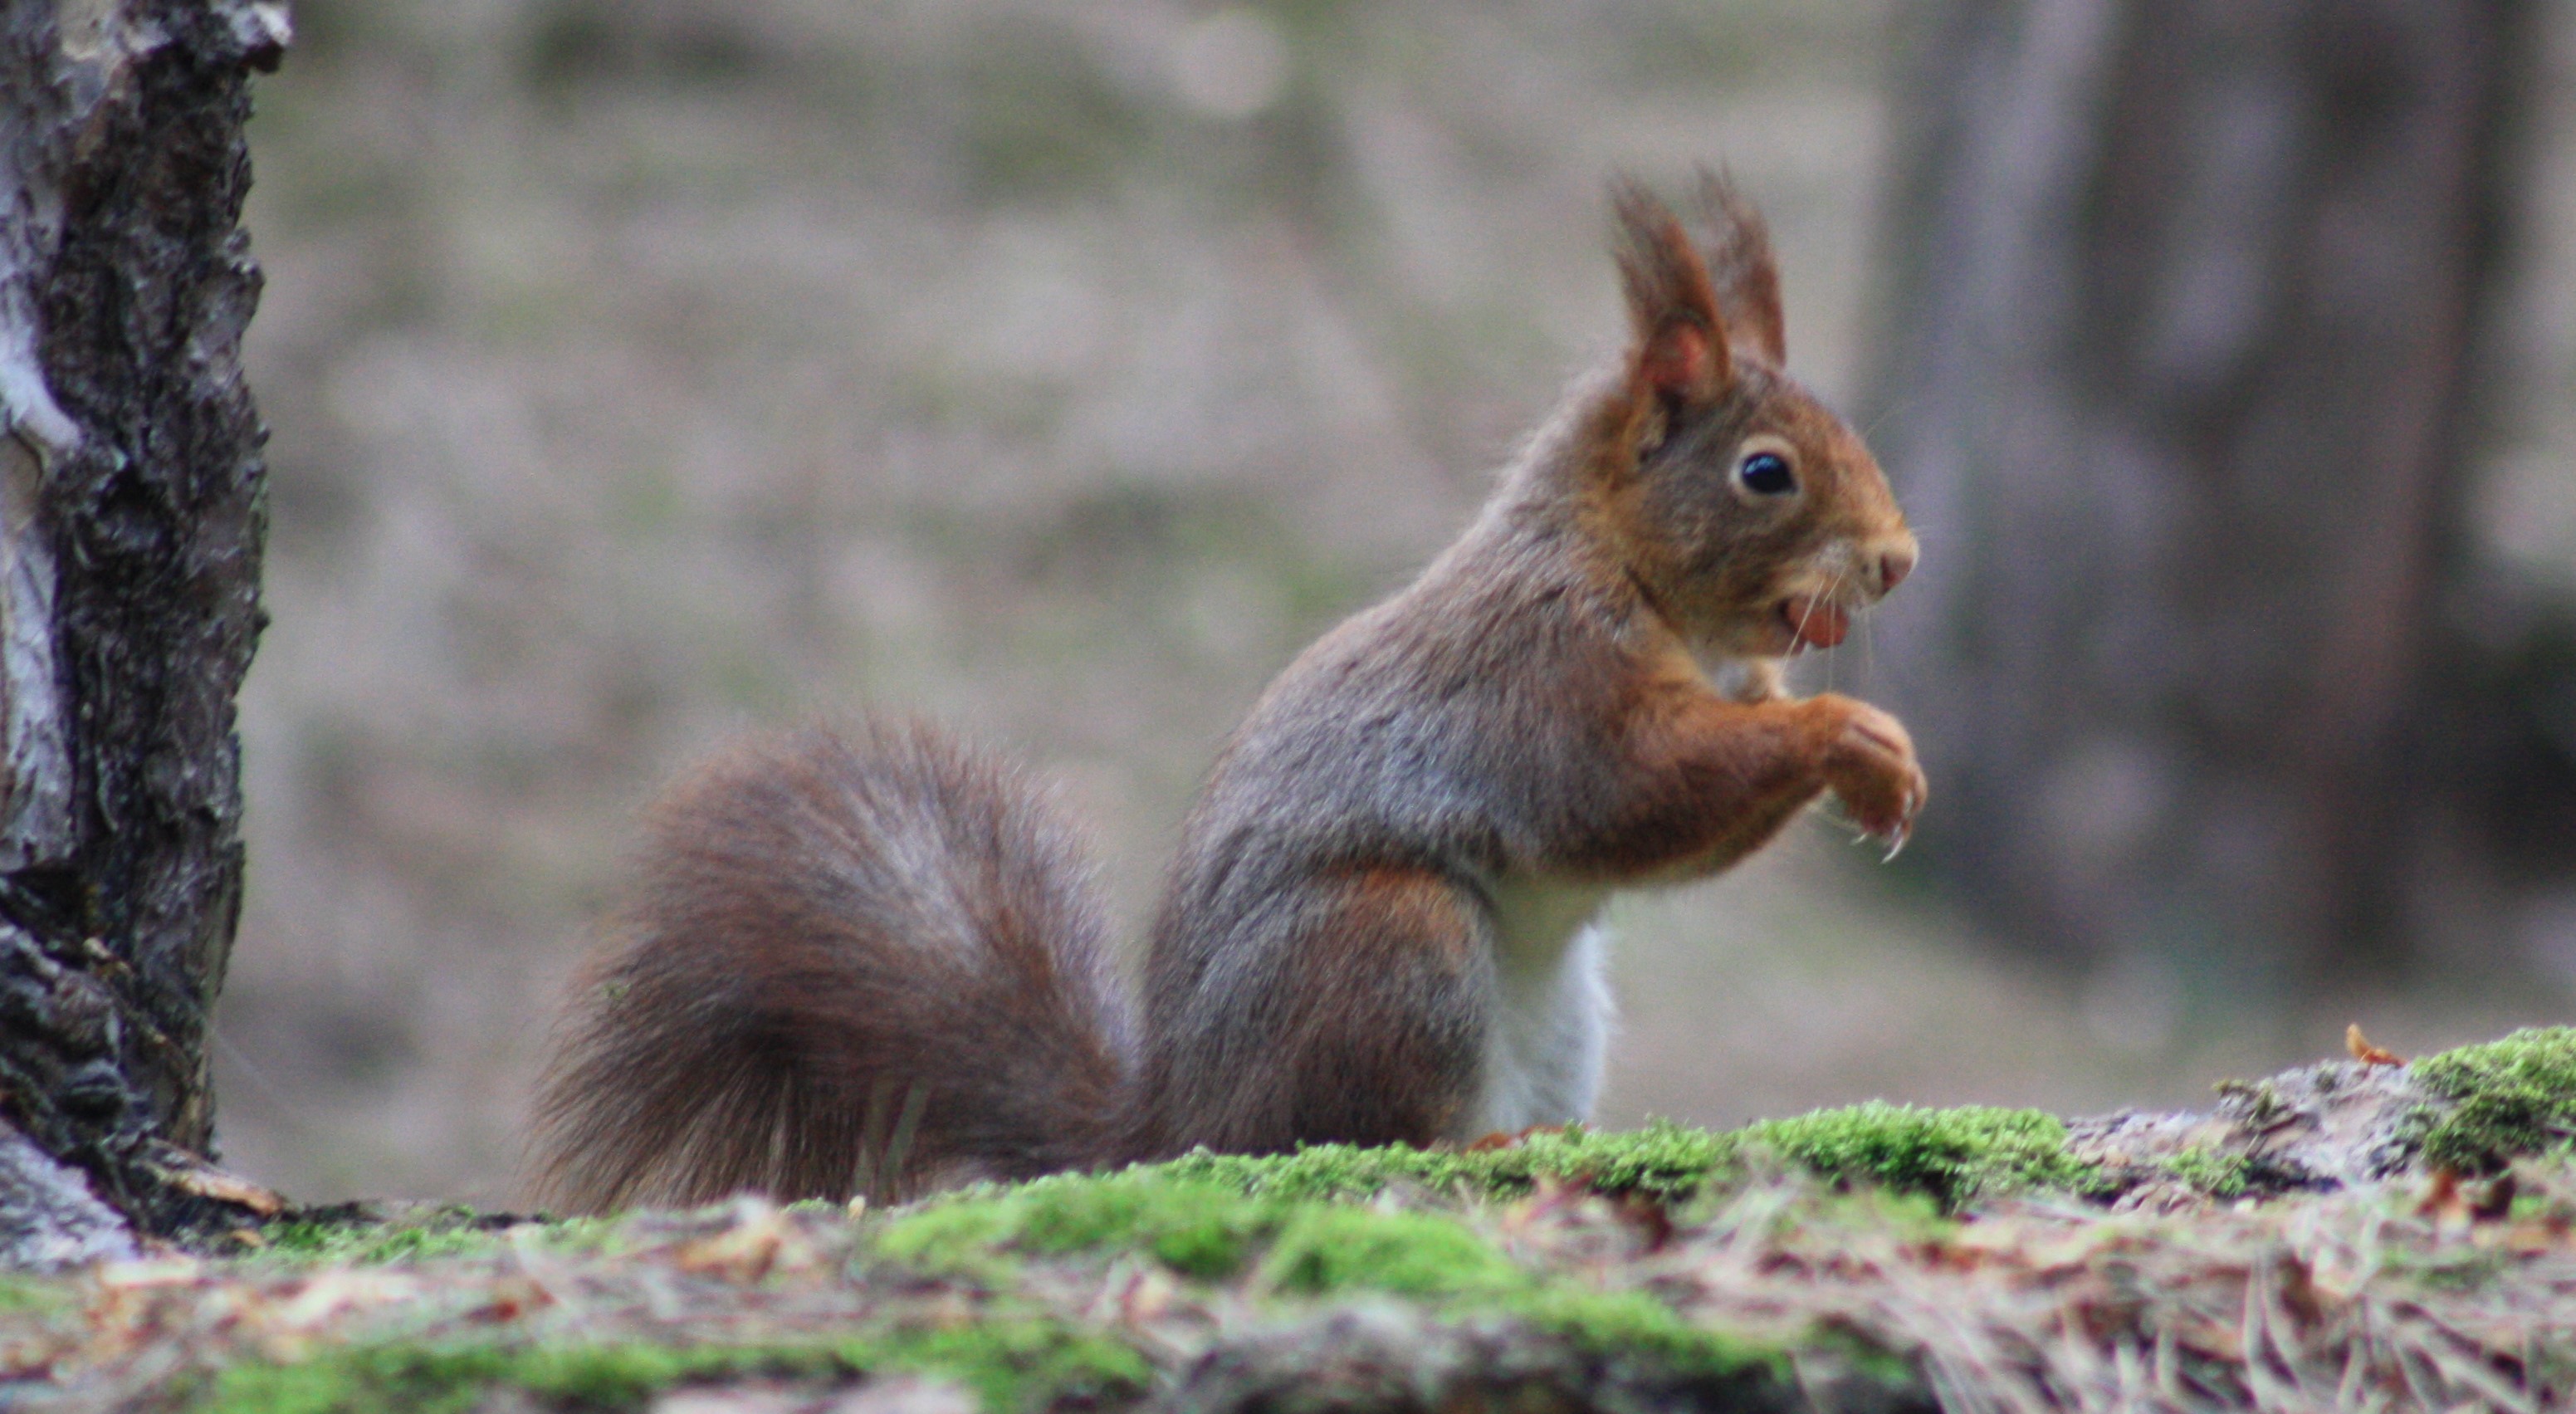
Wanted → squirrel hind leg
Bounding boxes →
[1137,864,1488,1158]
[526,719,1135,1212]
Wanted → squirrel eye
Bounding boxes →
[1737,450,1796,496]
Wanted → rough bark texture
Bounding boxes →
[1868,1,2534,988]
[0,1118,137,1269]
[0,0,282,1244]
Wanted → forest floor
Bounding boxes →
[7,1029,2574,1413]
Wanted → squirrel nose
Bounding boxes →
[1876,543,1916,594]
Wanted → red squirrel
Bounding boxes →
[529,175,1923,1211]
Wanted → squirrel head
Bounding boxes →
[1584,174,1916,663]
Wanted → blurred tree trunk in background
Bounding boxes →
[1868,1,2546,997]
[0,0,284,1252]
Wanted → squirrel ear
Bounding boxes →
[1695,168,1786,367]
[1612,177,1731,407]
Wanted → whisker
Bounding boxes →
[1826,592,1838,697]
[1856,395,1920,443]
[1823,566,1848,695]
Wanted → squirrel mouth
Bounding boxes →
[1778,595,1850,651]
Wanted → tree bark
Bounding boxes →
[0,0,283,1245]
[1867,0,2535,992]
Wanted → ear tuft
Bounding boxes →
[1639,323,1713,400]
[1611,176,1731,406]
[1695,168,1786,367]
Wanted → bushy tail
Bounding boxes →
[528,719,1135,1212]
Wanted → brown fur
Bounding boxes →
[1694,170,1786,365]
[528,175,1923,1210]
[529,722,1132,1210]
[1131,866,1488,1157]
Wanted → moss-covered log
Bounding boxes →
[11,1032,2574,1411]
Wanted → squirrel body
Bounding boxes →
[530,176,1924,1211]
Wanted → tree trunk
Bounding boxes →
[0,0,284,1245]
[1867,1,2534,994]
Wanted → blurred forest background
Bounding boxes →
[213,0,2576,1204]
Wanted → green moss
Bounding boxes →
[872,1168,1769,1377]
[2214,1079,2289,1126]
[1254,1206,1518,1296]
[1153,1121,1739,1203]
[256,1223,489,1266]
[194,1101,2129,1407]
[254,1206,618,1267]
[892,1106,2094,1284]
[877,1172,1267,1280]
[0,1272,73,1314]
[206,1343,510,1414]
[875,1170,1514,1290]
[1741,1103,2104,1211]
[2412,1027,2576,1172]
[221,1180,1778,1408]
[198,1319,1151,1414]
[2156,1147,2256,1200]
[1155,1107,2098,1215]
[881,1322,1155,1411]
[1499,1285,1776,1378]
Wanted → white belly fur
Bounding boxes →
[1461,877,1613,1140]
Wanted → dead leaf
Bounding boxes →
[82,1258,206,1362]
[161,1160,286,1216]
[672,1197,819,1284]
[1611,1193,1676,1253]
[2416,1168,2470,1229]
[90,1256,203,1290]
[471,1277,552,1323]
[1117,1266,1176,1325]
[260,1269,424,1339]
[2468,1170,2517,1221]
[2344,1023,2403,1067]
[1466,1123,1567,1152]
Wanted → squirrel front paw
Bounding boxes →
[1812,697,1926,844]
